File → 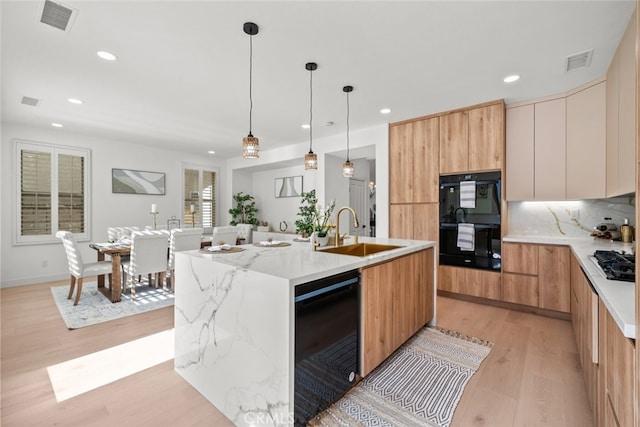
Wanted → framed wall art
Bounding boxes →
[112,168,166,195]
[274,175,303,198]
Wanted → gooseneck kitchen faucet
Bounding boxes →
[335,206,360,247]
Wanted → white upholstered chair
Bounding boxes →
[211,226,239,246]
[121,230,170,300]
[235,224,253,244]
[168,227,203,290]
[56,230,113,306]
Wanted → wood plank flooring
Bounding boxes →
[1,280,593,426]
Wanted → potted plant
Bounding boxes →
[295,190,335,245]
[228,192,259,226]
[295,190,318,238]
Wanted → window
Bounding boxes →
[16,141,90,244]
[183,167,217,229]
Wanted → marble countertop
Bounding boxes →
[504,235,635,338]
[187,236,436,287]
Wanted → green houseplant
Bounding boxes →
[295,190,318,237]
[228,192,259,226]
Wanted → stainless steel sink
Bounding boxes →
[319,243,403,257]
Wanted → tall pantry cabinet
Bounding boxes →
[389,117,439,241]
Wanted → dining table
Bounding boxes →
[90,236,214,303]
[90,242,131,303]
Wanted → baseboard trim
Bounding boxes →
[1,273,69,288]
[437,290,572,321]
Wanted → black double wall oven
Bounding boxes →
[439,171,501,271]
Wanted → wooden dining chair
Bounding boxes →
[121,230,170,300]
[168,228,203,291]
[56,230,113,305]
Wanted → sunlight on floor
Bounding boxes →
[47,328,174,402]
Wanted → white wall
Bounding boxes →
[251,165,306,233]
[1,123,226,287]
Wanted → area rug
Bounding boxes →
[309,327,492,427]
[51,281,174,329]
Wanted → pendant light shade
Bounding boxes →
[304,62,318,170]
[242,22,259,159]
[342,85,354,177]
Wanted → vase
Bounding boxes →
[312,232,329,247]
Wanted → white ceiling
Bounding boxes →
[1,1,636,159]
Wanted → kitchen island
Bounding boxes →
[174,237,436,426]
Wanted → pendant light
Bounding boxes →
[342,85,354,177]
[304,62,318,170]
[242,22,259,159]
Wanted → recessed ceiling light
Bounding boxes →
[67,98,83,105]
[504,74,520,83]
[97,51,117,61]
[301,124,310,129]
[207,150,216,154]
[51,122,64,128]
[380,108,391,114]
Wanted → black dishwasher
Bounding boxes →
[294,269,359,426]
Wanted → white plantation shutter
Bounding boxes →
[183,167,217,229]
[16,141,90,244]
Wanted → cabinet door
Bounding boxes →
[412,203,439,241]
[502,273,538,306]
[604,306,635,427]
[538,245,570,312]
[616,14,636,196]
[393,255,415,348]
[506,104,534,200]
[606,49,620,197]
[389,204,413,239]
[502,242,538,275]
[415,248,435,329]
[534,99,567,200]
[468,103,504,172]
[439,111,468,173]
[461,268,501,300]
[413,118,439,203]
[389,123,413,203]
[438,265,459,293]
[360,261,395,376]
[566,81,606,199]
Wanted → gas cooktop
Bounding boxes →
[593,250,635,282]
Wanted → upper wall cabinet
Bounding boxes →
[439,102,504,174]
[606,10,636,197]
[389,117,439,204]
[566,80,606,199]
[506,98,566,200]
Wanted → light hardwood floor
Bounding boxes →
[1,280,593,426]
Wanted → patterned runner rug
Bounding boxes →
[51,280,174,329]
[309,327,492,427]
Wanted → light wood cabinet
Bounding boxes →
[439,111,468,173]
[360,248,434,376]
[468,103,504,172]
[566,80,607,199]
[502,242,569,312]
[440,103,504,174]
[506,98,566,200]
[607,10,637,197]
[389,203,438,241]
[389,117,439,204]
[602,300,636,427]
[438,265,501,301]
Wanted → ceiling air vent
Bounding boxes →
[565,49,594,73]
[39,0,76,32]
[21,96,41,107]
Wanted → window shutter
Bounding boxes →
[58,153,85,233]
[202,171,216,228]
[20,150,52,236]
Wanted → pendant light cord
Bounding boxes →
[248,33,253,135]
[346,90,350,161]
[309,68,313,152]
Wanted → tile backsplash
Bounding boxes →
[507,196,636,238]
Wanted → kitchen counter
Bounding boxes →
[504,235,635,338]
[173,237,436,426]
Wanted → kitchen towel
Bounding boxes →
[457,223,475,251]
[459,180,476,208]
